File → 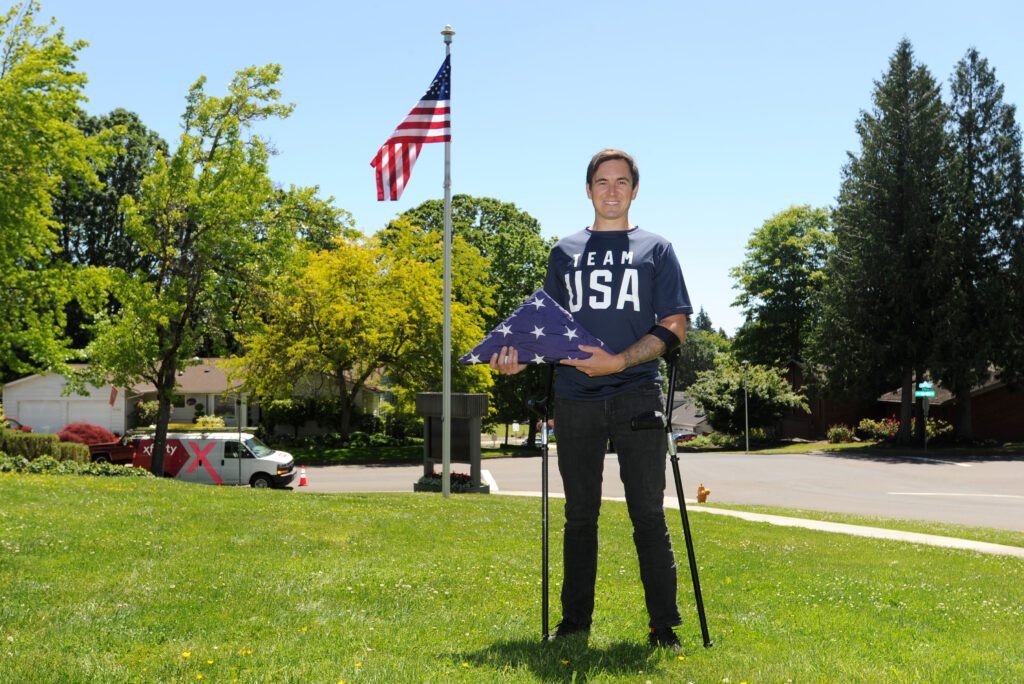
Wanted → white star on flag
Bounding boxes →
[458,288,611,365]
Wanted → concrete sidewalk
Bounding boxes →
[495,490,1024,559]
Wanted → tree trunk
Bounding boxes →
[151,357,178,476]
[956,389,973,441]
[898,367,913,445]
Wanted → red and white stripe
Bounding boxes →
[371,99,450,201]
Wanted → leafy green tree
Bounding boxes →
[674,328,731,391]
[50,109,168,348]
[86,65,297,475]
[687,356,807,436]
[810,40,948,445]
[731,206,833,367]
[0,2,113,379]
[238,231,493,437]
[384,195,553,437]
[932,49,1024,440]
[54,109,168,271]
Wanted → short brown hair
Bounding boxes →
[586,149,639,187]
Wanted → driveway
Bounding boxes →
[296,451,1024,532]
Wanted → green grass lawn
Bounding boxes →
[4,474,1021,682]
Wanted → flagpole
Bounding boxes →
[441,24,455,498]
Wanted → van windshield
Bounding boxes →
[243,437,275,458]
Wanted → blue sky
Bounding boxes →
[39,0,1024,334]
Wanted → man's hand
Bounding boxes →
[489,346,528,375]
[559,344,626,377]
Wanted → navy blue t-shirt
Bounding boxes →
[543,227,692,400]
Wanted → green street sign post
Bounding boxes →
[914,382,935,450]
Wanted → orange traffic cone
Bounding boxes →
[298,465,308,487]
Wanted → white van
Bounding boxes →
[133,432,296,488]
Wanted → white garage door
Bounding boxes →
[68,401,115,433]
[17,401,64,434]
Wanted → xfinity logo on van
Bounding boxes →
[141,443,178,456]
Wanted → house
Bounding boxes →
[2,358,384,437]
[669,393,712,435]
[2,360,250,435]
[1,366,127,435]
[879,374,1024,442]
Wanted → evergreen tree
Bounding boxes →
[810,40,948,445]
[933,49,1024,439]
[692,307,714,332]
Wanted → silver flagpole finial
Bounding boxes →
[442,24,455,41]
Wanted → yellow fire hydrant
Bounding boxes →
[696,483,711,503]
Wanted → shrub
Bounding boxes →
[58,422,118,445]
[0,453,153,477]
[827,424,855,443]
[196,414,226,428]
[925,417,954,442]
[857,417,900,441]
[134,400,160,426]
[0,431,60,460]
[54,442,90,463]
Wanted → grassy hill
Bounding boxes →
[1,474,1022,682]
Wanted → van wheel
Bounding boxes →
[250,474,273,489]
[93,454,111,464]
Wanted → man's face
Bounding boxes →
[586,159,638,225]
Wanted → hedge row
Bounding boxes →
[0,431,90,463]
[0,454,153,477]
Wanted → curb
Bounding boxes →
[495,491,1024,559]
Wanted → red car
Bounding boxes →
[2,418,32,432]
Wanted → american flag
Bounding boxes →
[371,55,451,201]
[460,289,611,365]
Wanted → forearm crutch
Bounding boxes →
[644,350,713,647]
[527,363,556,640]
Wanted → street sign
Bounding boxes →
[914,389,936,397]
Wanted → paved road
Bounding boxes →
[296,451,1024,532]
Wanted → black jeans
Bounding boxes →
[554,384,682,629]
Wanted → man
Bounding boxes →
[491,149,692,649]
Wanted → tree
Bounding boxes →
[50,109,168,348]
[687,356,807,436]
[730,205,833,367]
[238,230,493,437]
[810,40,948,445]
[932,49,1024,440]
[674,328,730,391]
[692,307,714,332]
[86,65,297,475]
[385,195,553,435]
[54,109,168,271]
[0,2,112,379]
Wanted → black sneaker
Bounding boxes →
[649,626,681,651]
[546,620,590,642]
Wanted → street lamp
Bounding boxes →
[742,361,750,453]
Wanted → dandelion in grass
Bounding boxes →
[561,659,570,666]
[677,655,686,661]
[461,663,469,668]
[181,651,191,659]
[207,659,214,664]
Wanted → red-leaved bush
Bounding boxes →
[57,422,118,445]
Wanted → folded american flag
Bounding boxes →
[459,289,611,365]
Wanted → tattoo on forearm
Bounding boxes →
[620,334,667,370]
